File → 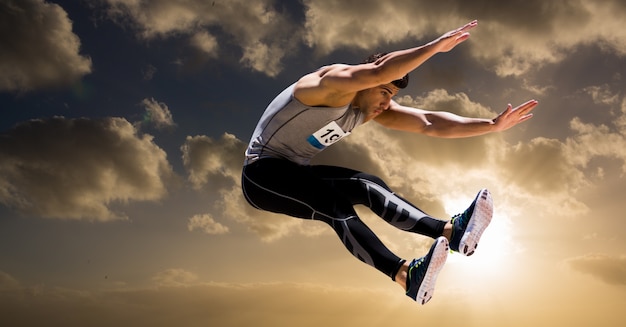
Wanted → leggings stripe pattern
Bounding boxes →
[242,158,446,279]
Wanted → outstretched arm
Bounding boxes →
[374,99,539,138]
[294,20,478,107]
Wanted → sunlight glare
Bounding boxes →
[441,195,521,293]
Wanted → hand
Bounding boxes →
[431,20,478,53]
[492,100,539,132]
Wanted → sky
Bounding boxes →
[1,0,626,326]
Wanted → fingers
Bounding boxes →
[519,99,539,108]
[516,113,534,124]
[495,103,510,118]
[501,100,537,124]
[463,20,478,31]
[513,99,539,116]
[455,32,471,43]
[451,20,477,42]
[457,20,478,33]
[437,20,478,52]
[493,100,536,130]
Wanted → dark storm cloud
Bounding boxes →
[0,0,92,92]
[0,116,175,221]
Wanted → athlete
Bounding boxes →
[241,20,538,305]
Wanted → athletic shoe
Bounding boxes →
[449,188,493,256]
[405,236,449,305]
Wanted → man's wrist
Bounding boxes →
[424,39,443,53]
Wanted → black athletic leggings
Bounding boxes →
[241,158,446,280]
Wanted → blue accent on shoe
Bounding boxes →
[449,193,478,252]
[449,189,493,256]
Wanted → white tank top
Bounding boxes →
[244,83,364,166]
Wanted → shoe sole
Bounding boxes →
[459,189,493,256]
[417,236,449,305]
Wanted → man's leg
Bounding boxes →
[309,166,447,238]
[310,166,493,256]
[242,159,405,279]
[243,159,450,304]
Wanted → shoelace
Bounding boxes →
[412,257,425,268]
[451,212,466,225]
[409,257,426,278]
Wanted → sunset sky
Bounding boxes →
[1,0,626,326]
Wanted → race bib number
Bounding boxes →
[307,121,349,149]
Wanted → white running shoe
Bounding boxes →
[405,236,449,305]
[449,189,493,256]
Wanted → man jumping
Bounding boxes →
[241,20,538,304]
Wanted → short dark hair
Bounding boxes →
[362,52,409,89]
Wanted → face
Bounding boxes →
[354,83,399,121]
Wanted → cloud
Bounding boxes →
[176,89,596,244]
[310,88,595,223]
[370,89,626,219]
[151,268,198,287]
[217,183,313,242]
[583,84,620,105]
[0,269,435,327]
[566,115,626,175]
[0,0,92,92]
[0,271,623,327]
[302,0,433,55]
[301,0,626,76]
[187,213,229,235]
[0,277,404,327]
[141,64,157,81]
[567,254,626,286]
[309,91,507,222]
[102,0,301,77]
[502,136,587,193]
[392,91,497,167]
[189,31,219,57]
[139,97,177,131]
[181,87,626,246]
[97,0,626,79]
[0,116,175,221]
[618,98,626,129]
[0,270,20,291]
[181,133,305,241]
[181,133,245,190]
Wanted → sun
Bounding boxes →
[439,196,522,292]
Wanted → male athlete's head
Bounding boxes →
[353,53,409,121]
[362,52,410,89]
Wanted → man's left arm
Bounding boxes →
[374,99,539,138]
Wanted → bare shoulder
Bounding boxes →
[294,64,356,107]
[296,64,351,89]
